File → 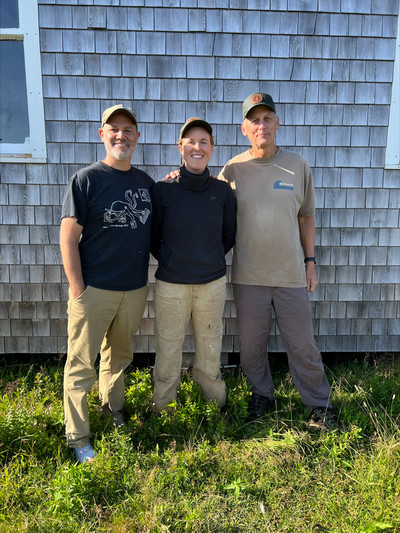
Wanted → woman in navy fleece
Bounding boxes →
[151,118,236,412]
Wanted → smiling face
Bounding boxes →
[99,112,140,170]
[241,105,280,158]
[178,126,214,174]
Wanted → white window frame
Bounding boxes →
[0,0,46,163]
[385,13,400,169]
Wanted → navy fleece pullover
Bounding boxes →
[150,166,236,284]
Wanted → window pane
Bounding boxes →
[0,41,29,144]
[0,0,19,28]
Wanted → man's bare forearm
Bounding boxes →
[60,217,85,299]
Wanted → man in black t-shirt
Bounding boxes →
[60,105,153,463]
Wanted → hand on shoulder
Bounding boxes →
[164,169,180,181]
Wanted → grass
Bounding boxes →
[0,353,399,532]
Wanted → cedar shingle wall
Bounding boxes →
[1,0,399,355]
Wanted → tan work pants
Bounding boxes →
[64,284,148,447]
[153,277,227,412]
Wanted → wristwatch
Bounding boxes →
[304,257,317,264]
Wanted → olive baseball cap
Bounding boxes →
[242,92,276,119]
[101,104,137,127]
[179,117,213,141]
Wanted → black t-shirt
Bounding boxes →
[61,161,153,291]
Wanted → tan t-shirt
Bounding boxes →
[219,148,315,288]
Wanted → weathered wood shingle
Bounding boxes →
[1,1,399,354]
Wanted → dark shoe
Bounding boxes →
[309,407,337,430]
[112,411,126,428]
[246,393,274,422]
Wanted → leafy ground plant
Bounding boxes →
[0,353,399,532]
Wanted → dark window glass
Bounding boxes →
[0,41,29,143]
[0,0,19,28]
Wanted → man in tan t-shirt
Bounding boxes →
[219,92,336,428]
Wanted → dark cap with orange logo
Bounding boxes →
[242,92,276,119]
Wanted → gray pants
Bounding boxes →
[233,284,332,409]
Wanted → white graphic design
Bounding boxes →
[139,188,151,203]
[104,189,151,229]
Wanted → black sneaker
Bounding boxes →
[112,410,126,428]
[309,407,337,430]
[246,393,274,422]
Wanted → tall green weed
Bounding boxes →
[0,354,399,532]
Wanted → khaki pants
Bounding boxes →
[153,277,227,412]
[64,284,148,448]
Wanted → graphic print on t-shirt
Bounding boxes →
[273,180,294,190]
[103,188,151,229]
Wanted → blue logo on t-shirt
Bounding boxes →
[273,180,294,190]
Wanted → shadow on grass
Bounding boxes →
[0,352,399,461]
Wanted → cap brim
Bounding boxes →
[102,109,137,126]
[180,120,212,139]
